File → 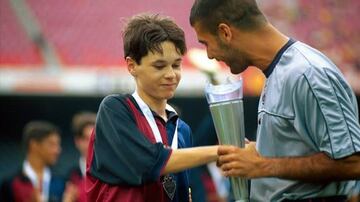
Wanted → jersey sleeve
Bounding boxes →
[89,95,172,185]
[292,68,360,159]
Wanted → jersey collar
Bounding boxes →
[263,38,296,78]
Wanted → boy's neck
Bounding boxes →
[137,90,167,121]
[27,154,46,177]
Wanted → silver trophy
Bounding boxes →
[205,78,249,202]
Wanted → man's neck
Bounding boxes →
[137,90,167,121]
[239,24,289,72]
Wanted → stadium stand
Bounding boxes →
[25,0,199,66]
[0,0,42,66]
[0,0,359,93]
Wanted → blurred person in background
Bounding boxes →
[190,0,360,201]
[62,112,96,202]
[0,121,65,202]
[86,13,219,202]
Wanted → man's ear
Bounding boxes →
[218,23,232,43]
[29,140,39,152]
[126,56,137,77]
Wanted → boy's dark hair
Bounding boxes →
[123,14,187,64]
[72,111,96,138]
[23,121,59,151]
[190,0,267,34]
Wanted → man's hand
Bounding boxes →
[217,142,266,178]
[218,142,360,182]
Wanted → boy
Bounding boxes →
[0,121,64,202]
[86,14,219,202]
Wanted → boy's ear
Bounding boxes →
[29,139,39,151]
[218,23,232,43]
[126,57,137,76]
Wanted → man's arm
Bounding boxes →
[163,146,219,175]
[218,143,360,182]
[268,152,360,182]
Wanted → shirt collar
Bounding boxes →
[263,38,296,78]
[152,109,178,123]
[128,94,179,123]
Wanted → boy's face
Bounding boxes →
[130,41,182,101]
[75,124,93,158]
[32,133,61,166]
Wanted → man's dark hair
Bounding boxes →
[23,121,59,151]
[123,13,187,64]
[72,111,96,138]
[190,0,267,34]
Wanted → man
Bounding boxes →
[63,112,96,202]
[86,14,219,202]
[190,0,360,201]
[0,121,65,202]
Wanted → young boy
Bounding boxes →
[0,121,64,202]
[86,14,219,202]
[63,112,96,202]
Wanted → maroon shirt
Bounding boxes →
[86,94,191,202]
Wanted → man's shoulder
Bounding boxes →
[289,41,339,74]
[275,41,340,89]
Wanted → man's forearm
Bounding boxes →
[163,146,219,175]
[262,152,360,182]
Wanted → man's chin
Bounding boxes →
[230,66,247,74]
[230,68,244,74]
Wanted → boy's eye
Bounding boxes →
[153,64,166,69]
[172,64,181,69]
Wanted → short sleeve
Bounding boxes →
[89,95,172,185]
[292,68,360,159]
